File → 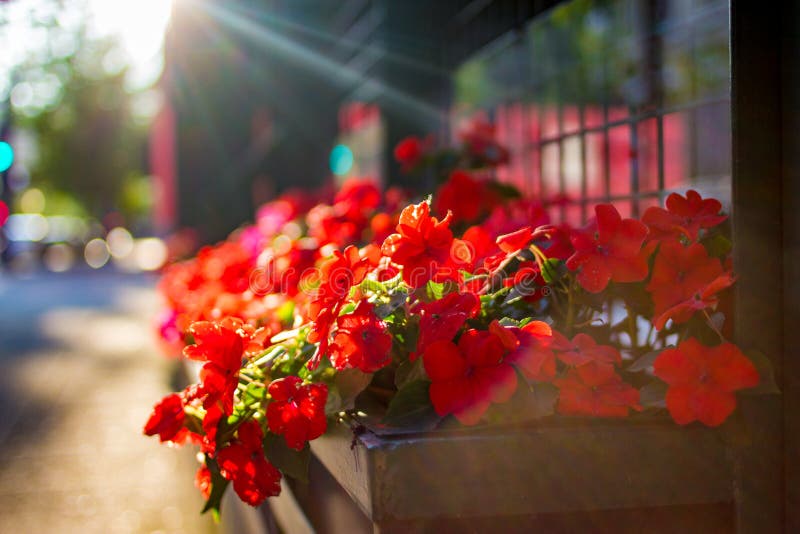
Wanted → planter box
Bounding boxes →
[266,417,735,533]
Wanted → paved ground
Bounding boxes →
[0,271,218,534]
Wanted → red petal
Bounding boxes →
[423,340,468,381]
[653,340,703,385]
[665,385,697,425]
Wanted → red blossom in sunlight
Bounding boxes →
[434,170,499,224]
[653,338,758,427]
[394,136,430,172]
[423,324,518,425]
[267,377,328,450]
[306,204,365,247]
[502,261,548,302]
[329,302,393,373]
[555,366,641,417]
[195,466,212,500]
[334,180,382,217]
[217,421,281,506]
[413,292,480,357]
[307,246,372,368]
[503,321,556,382]
[143,393,187,444]
[184,318,254,415]
[497,226,534,254]
[482,199,550,238]
[381,201,456,287]
[530,224,574,260]
[462,225,498,266]
[201,403,224,455]
[566,204,650,293]
[642,189,727,242]
[647,240,734,330]
[370,212,396,243]
[197,242,255,294]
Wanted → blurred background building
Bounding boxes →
[0,0,732,259]
[155,0,730,242]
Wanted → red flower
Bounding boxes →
[333,179,381,219]
[482,199,550,238]
[195,466,212,500]
[307,246,372,368]
[423,325,518,425]
[530,224,574,261]
[555,366,641,417]
[552,332,622,379]
[413,292,480,357]
[653,338,759,427]
[497,226,534,254]
[267,377,328,450]
[197,242,254,294]
[184,318,252,415]
[462,225,498,267]
[143,393,187,443]
[217,421,281,506]
[329,301,393,373]
[459,118,509,165]
[647,240,734,330]
[566,204,650,293]
[434,170,497,224]
[394,136,429,172]
[502,261,548,302]
[382,201,456,288]
[503,320,556,382]
[642,189,727,242]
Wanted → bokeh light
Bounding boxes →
[107,227,134,258]
[133,237,167,271]
[44,243,76,272]
[20,187,46,213]
[5,214,49,242]
[0,141,14,172]
[84,238,110,268]
[329,144,354,176]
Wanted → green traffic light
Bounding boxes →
[0,141,13,173]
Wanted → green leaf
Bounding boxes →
[325,368,373,414]
[270,327,302,344]
[374,289,408,318]
[639,381,668,408]
[201,458,230,519]
[276,301,295,325]
[382,380,441,429]
[424,280,445,302]
[487,180,523,200]
[242,382,266,406]
[498,317,520,327]
[540,258,563,284]
[627,349,667,373]
[263,433,311,483]
[394,357,428,389]
[741,349,781,395]
[339,302,357,315]
[360,278,388,295]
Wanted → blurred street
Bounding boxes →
[0,272,216,534]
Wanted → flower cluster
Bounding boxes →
[145,128,768,516]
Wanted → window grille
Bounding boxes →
[450,0,731,225]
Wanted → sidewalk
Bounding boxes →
[0,273,217,533]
